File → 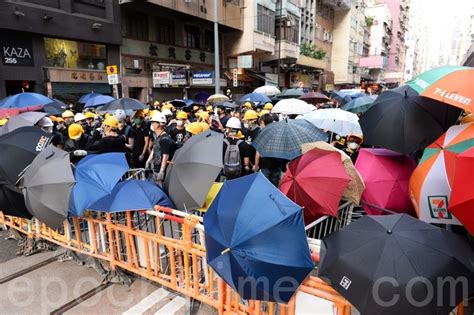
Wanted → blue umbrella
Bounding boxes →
[252,119,328,160]
[69,153,129,216]
[78,92,102,104]
[204,172,314,303]
[88,180,174,212]
[170,99,193,108]
[0,92,53,109]
[239,93,271,107]
[84,95,115,108]
[341,95,377,113]
[330,91,347,102]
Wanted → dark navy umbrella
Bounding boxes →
[215,101,239,109]
[194,92,210,104]
[78,92,102,104]
[239,93,271,107]
[89,180,174,212]
[204,172,314,303]
[318,214,474,315]
[69,153,129,216]
[170,99,193,108]
[83,95,114,108]
[98,98,146,112]
[43,99,68,115]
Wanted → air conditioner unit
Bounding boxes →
[184,0,192,3]
[133,59,142,69]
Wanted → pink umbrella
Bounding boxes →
[355,148,416,215]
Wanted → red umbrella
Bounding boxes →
[355,148,416,215]
[0,106,44,118]
[448,147,474,235]
[279,148,351,224]
[299,92,330,105]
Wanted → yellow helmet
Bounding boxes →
[198,111,210,121]
[68,123,84,140]
[153,101,160,106]
[243,101,253,109]
[199,122,210,131]
[143,108,150,115]
[149,110,160,118]
[55,117,65,123]
[84,112,95,119]
[461,114,474,124]
[103,116,119,129]
[0,118,8,126]
[176,111,188,120]
[49,115,57,123]
[236,130,245,139]
[263,103,273,110]
[243,110,258,121]
[161,104,173,111]
[186,122,204,135]
[259,109,270,117]
[206,105,213,113]
[62,110,74,119]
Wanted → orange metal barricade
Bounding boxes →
[0,207,355,314]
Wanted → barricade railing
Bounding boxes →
[0,207,354,314]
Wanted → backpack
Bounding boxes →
[223,139,242,179]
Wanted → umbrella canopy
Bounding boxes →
[83,95,114,108]
[280,148,351,224]
[69,153,129,217]
[360,85,461,154]
[341,95,377,113]
[164,130,223,210]
[204,172,314,303]
[239,93,271,107]
[449,148,474,234]
[298,92,330,105]
[197,182,223,213]
[42,99,68,115]
[194,92,210,104]
[341,92,367,106]
[0,112,47,136]
[215,101,239,109]
[207,94,229,104]
[409,123,474,225]
[170,99,193,108]
[23,146,75,229]
[301,142,365,204]
[252,119,328,160]
[406,66,474,112]
[78,92,102,104]
[253,85,280,96]
[276,88,305,99]
[318,214,474,315]
[330,91,347,102]
[356,148,416,215]
[304,108,362,136]
[272,99,314,115]
[98,98,146,112]
[89,180,174,212]
[0,92,53,109]
[0,127,53,218]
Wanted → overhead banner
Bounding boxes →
[192,71,213,85]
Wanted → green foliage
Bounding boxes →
[365,16,375,27]
[300,43,327,60]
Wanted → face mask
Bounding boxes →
[134,117,142,125]
[348,142,359,150]
[176,120,184,127]
[243,122,249,129]
[150,124,155,132]
[56,124,65,130]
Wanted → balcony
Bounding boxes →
[297,54,328,70]
[358,55,387,69]
[322,0,352,11]
[275,40,300,60]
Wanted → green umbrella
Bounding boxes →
[341,95,377,113]
[276,88,305,99]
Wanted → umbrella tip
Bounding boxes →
[404,90,408,97]
[387,229,392,234]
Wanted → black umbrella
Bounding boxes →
[215,101,239,109]
[318,214,474,315]
[42,99,68,115]
[360,85,461,154]
[0,181,32,218]
[98,98,146,112]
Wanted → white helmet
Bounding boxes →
[113,109,126,121]
[150,112,167,124]
[37,116,54,127]
[74,113,87,122]
[162,109,173,117]
[226,117,241,129]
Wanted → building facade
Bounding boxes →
[0,0,121,101]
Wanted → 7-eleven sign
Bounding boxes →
[428,196,452,219]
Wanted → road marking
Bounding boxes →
[153,296,185,315]
[122,288,169,315]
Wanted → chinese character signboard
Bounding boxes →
[192,71,213,85]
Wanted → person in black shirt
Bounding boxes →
[130,110,150,168]
[87,116,126,154]
[222,117,251,179]
[253,114,287,187]
[241,109,261,169]
[168,111,189,148]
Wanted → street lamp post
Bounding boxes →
[214,0,220,94]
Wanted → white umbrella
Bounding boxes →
[304,108,362,136]
[272,99,314,115]
[253,85,281,96]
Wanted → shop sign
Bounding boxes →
[0,31,34,66]
[192,71,213,85]
[152,71,171,86]
[171,71,187,85]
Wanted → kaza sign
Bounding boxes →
[0,31,34,66]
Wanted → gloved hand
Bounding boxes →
[154,171,165,181]
[73,150,87,157]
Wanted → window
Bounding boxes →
[204,30,214,52]
[44,37,107,69]
[124,11,148,41]
[257,5,275,35]
[275,14,299,44]
[156,18,175,45]
[184,25,200,49]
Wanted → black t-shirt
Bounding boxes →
[131,124,150,155]
[168,126,187,146]
[260,157,288,171]
[87,135,126,154]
